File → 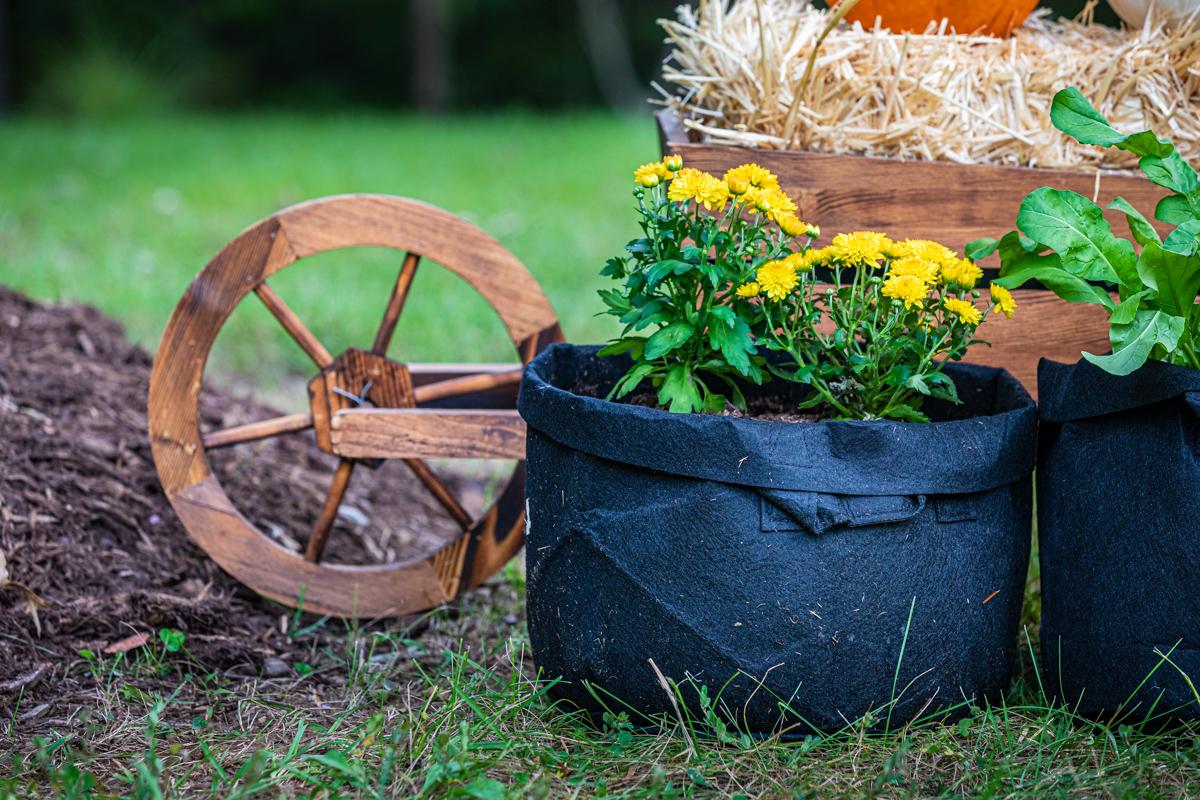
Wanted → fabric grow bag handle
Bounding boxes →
[758,489,926,535]
[519,345,1038,497]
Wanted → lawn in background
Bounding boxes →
[0,113,654,391]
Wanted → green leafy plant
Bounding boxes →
[598,158,819,413]
[971,86,1200,376]
[737,232,1014,421]
[158,628,186,653]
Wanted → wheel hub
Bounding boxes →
[307,347,414,454]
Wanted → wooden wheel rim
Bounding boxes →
[148,195,562,617]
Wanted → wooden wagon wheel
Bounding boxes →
[148,195,562,617]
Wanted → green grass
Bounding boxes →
[5,592,1200,799]
[0,113,654,390]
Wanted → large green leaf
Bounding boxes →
[608,361,655,400]
[964,237,999,260]
[995,253,1115,309]
[1083,310,1184,376]
[1109,289,1152,325]
[644,259,694,288]
[1163,219,1200,256]
[597,337,646,359]
[1017,188,1136,286]
[658,364,703,413]
[1156,194,1195,225]
[707,317,756,377]
[971,230,1040,262]
[1135,241,1200,318]
[1050,87,1174,157]
[1108,196,1161,246]
[643,321,695,359]
[1140,152,1200,197]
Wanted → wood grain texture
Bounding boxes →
[409,363,524,409]
[956,289,1109,393]
[254,282,334,369]
[308,347,415,453]
[658,111,1132,397]
[306,458,356,563]
[331,409,526,460]
[202,412,314,450]
[372,252,420,356]
[147,195,562,617]
[173,475,449,616]
[658,111,1169,252]
[412,368,524,404]
[275,194,558,344]
[402,458,473,529]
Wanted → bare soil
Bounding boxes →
[622,390,822,424]
[0,287,487,702]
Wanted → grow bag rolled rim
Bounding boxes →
[1038,357,1200,423]
[519,344,1037,497]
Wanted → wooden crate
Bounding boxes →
[657,111,1169,397]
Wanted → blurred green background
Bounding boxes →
[0,0,1118,392]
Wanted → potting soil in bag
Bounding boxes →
[518,344,1037,735]
[1039,357,1200,721]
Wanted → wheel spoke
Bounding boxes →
[412,367,523,404]
[255,282,334,369]
[371,252,420,356]
[202,412,314,450]
[305,458,356,563]
[403,458,472,529]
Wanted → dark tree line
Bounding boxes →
[0,0,1119,116]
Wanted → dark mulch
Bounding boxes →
[0,287,481,703]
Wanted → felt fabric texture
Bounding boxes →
[519,344,1036,735]
[1038,358,1200,721]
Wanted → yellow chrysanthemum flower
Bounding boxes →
[756,260,799,301]
[724,163,779,191]
[826,231,893,267]
[633,162,662,188]
[776,212,813,239]
[736,281,761,298]
[882,274,928,310]
[747,186,797,218]
[663,153,683,172]
[785,250,820,272]
[888,256,940,285]
[940,257,984,289]
[695,172,730,210]
[990,283,1017,319]
[667,168,704,203]
[944,297,983,326]
[890,239,957,266]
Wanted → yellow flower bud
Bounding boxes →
[634,162,666,187]
[776,213,810,239]
[663,154,683,172]
[727,177,750,196]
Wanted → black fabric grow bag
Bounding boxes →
[1038,358,1200,720]
[518,344,1037,735]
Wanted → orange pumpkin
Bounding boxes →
[833,0,1039,37]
